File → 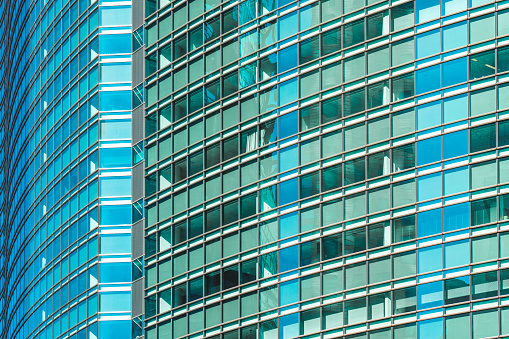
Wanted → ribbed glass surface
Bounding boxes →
[141,0,509,338]
[1,0,134,338]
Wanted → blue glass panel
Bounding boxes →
[100,63,132,83]
[470,0,491,7]
[443,130,468,159]
[100,34,131,54]
[279,12,298,40]
[279,145,299,172]
[100,177,131,197]
[279,246,299,273]
[279,178,298,205]
[417,136,441,166]
[279,111,298,139]
[100,234,131,254]
[418,245,443,273]
[418,281,443,309]
[443,166,468,195]
[279,313,299,339]
[443,203,469,232]
[442,21,467,51]
[99,263,131,283]
[100,291,131,312]
[99,320,131,339]
[279,280,299,306]
[278,44,298,73]
[416,65,441,95]
[279,0,293,7]
[419,318,444,339]
[101,120,132,139]
[100,205,131,225]
[101,91,131,111]
[444,239,469,268]
[443,0,467,15]
[279,78,298,106]
[416,29,441,59]
[100,148,131,168]
[417,101,441,130]
[417,172,442,201]
[443,93,468,123]
[299,5,315,31]
[279,212,298,239]
[442,57,468,87]
[100,6,132,26]
[418,208,442,237]
[416,0,440,23]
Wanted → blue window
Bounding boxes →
[278,44,298,73]
[443,93,468,123]
[443,130,468,159]
[442,21,467,51]
[418,172,442,201]
[100,177,131,197]
[442,57,468,87]
[418,318,443,339]
[279,177,298,205]
[443,166,468,195]
[443,0,467,15]
[418,281,443,309]
[417,136,441,166]
[99,263,131,283]
[416,0,440,23]
[100,291,131,312]
[279,280,299,306]
[101,34,131,54]
[279,312,299,339]
[279,111,298,139]
[418,245,442,273]
[100,205,131,225]
[417,65,441,95]
[279,78,298,106]
[279,145,298,172]
[443,203,469,232]
[444,239,469,268]
[279,246,299,273]
[100,148,131,168]
[418,208,442,238]
[101,91,131,111]
[279,12,298,40]
[100,234,131,254]
[417,101,441,130]
[100,6,132,26]
[279,212,298,239]
[100,63,132,83]
[99,320,131,339]
[416,29,441,59]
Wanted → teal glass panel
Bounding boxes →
[444,166,468,195]
[416,29,440,59]
[418,245,442,273]
[444,239,469,268]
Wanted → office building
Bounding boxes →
[139,0,509,338]
[1,0,135,338]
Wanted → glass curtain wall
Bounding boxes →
[0,0,134,338]
[141,0,509,338]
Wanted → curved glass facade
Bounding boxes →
[1,0,134,338]
[142,0,509,338]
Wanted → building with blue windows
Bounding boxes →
[5,0,509,338]
[1,0,135,338]
[138,0,509,338]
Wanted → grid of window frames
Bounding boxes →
[1,0,134,338]
[143,0,509,338]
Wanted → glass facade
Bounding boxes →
[1,0,134,338]
[140,0,509,338]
